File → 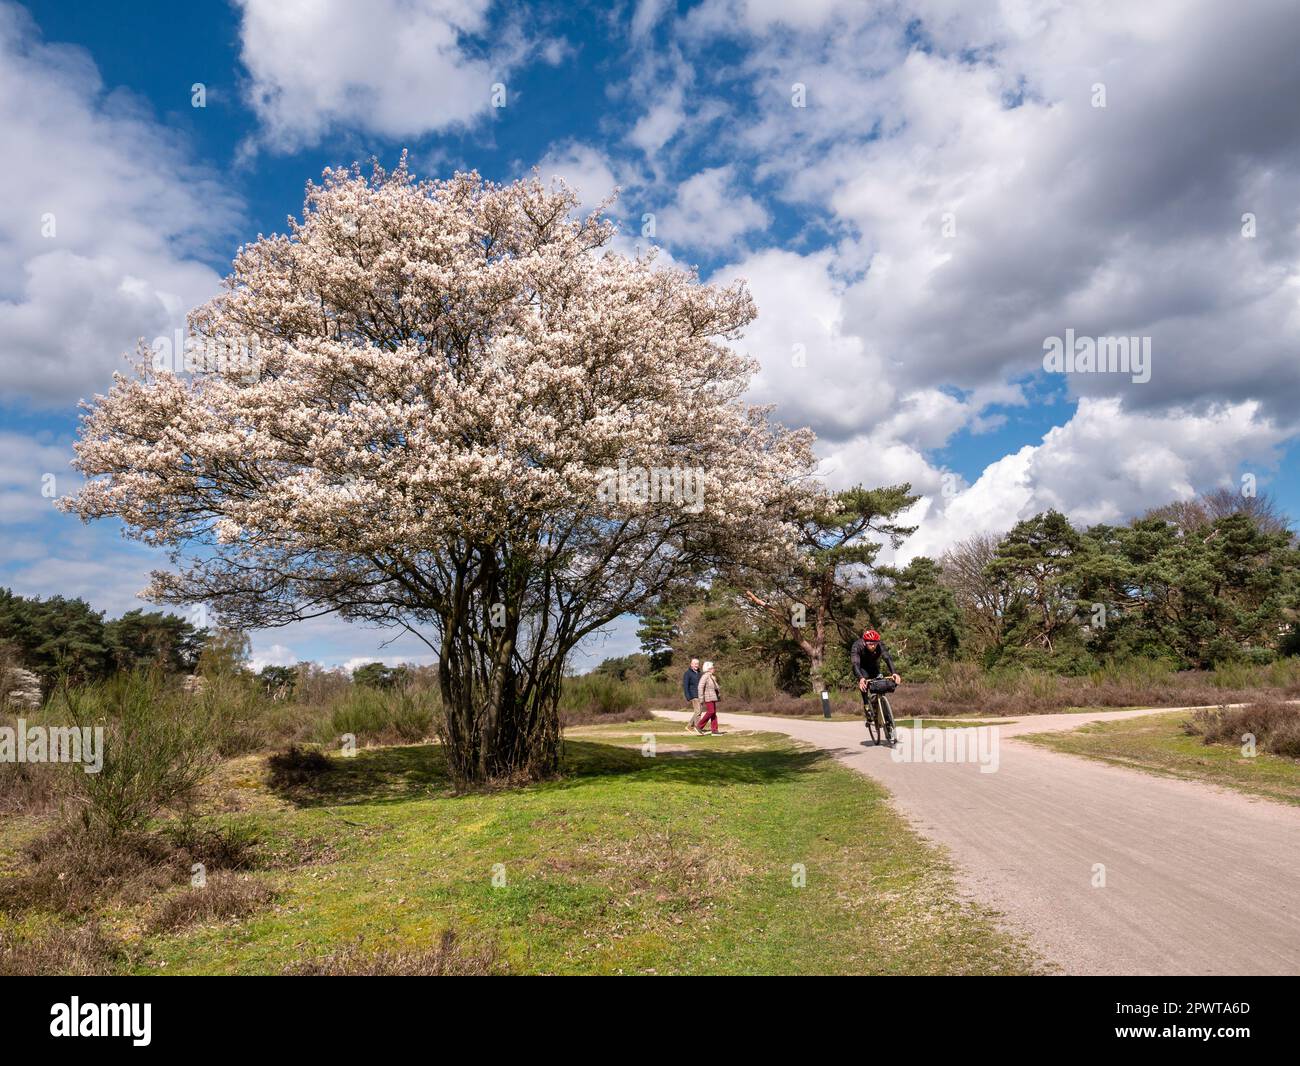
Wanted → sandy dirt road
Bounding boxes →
[654,706,1300,975]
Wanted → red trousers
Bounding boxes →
[698,701,718,732]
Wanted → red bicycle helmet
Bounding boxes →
[862,629,881,642]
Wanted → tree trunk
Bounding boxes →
[808,592,827,693]
[807,653,825,694]
[800,630,826,695]
[437,633,562,787]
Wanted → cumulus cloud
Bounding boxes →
[248,643,298,671]
[894,398,1292,560]
[659,166,770,253]
[653,0,1300,553]
[714,219,1293,559]
[717,248,887,439]
[234,0,524,152]
[0,431,78,525]
[628,85,688,156]
[686,0,1300,417]
[0,3,237,407]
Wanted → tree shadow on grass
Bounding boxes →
[267,744,450,808]
[545,740,833,792]
[267,738,833,808]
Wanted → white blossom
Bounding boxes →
[63,157,817,780]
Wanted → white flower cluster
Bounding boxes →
[64,158,817,639]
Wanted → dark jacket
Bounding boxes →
[682,667,700,701]
[851,638,896,680]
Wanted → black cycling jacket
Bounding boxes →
[850,638,896,680]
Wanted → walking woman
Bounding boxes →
[696,661,721,735]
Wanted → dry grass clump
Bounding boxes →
[717,691,822,716]
[147,872,277,933]
[307,686,439,748]
[285,930,504,975]
[0,757,60,815]
[0,922,123,976]
[1183,700,1300,758]
[559,705,650,727]
[0,819,258,916]
[558,672,648,724]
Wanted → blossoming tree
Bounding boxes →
[65,158,816,783]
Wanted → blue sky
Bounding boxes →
[2,0,1298,672]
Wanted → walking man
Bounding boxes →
[682,657,702,732]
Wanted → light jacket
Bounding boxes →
[699,672,720,703]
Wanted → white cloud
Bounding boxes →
[691,0,1300,420]
[623,0,1300,551]
[2,534,160,618]
[715,245,1018,472]
[248,643,298,671]
[235,0,519,151]
[659,166,770,253]
[715,248,885,439]
[899,448,1037,559]
[0,4,237,406]
[0,432,78,524]
[630,0,672,41]
[628,85,687,156]
[896,398,1292,560]
[619,47,724,178]
[712,236,1295,563]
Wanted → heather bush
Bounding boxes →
[1184,701,1300,759]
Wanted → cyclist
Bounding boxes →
[851,628,901,715]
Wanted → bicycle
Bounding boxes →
[863,676,897,747]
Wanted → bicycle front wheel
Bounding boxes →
[880,695,896,746]
[865,698,881,745]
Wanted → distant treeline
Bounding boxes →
[0,587,431,706]
[624,488,1300,693]
[0,588,207,692]
[4,488,1297,707]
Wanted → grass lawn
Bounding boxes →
[1,721,1037,975]
[1021,711,1300,806]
